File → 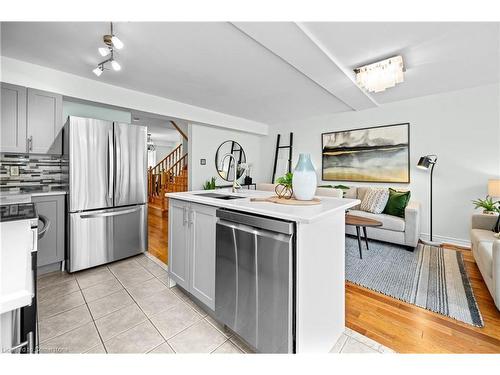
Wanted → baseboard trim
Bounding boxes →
[419,233,471,248]
[144,251,168,271]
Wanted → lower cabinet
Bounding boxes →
[168,199,216,310]
[32,194,65,268]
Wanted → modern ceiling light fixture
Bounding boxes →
[92,22,124,77]
[354,55,405,93]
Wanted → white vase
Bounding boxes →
[292,153,317,200]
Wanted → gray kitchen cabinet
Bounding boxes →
[189,203,216,309]
[27,88,63,154]
[1,83,27,153]
[168,199,217,310]
[32,194,65,268]
[168,199,190,290]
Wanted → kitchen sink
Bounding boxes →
[195,192,246,200]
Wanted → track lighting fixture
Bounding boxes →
[92,22,124,77]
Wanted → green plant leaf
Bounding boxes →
[472,196,498,211]
[275,172,293,188]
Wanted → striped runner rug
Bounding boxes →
[345,236,484,327]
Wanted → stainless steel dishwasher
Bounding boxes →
[215,209,295,353]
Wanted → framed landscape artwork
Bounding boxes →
[321,123,410,183]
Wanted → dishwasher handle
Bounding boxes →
[217,219,292,243]
[216,209,294,235]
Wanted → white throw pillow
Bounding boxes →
[359,188,390,214]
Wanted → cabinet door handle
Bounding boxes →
[183,207,188,226]
[189,209,194,226]
[27,136,33,151]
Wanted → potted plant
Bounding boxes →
[202,177,217,190]
[472,196,500,214]
[275,172,293,199]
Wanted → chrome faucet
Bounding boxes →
[220,153,241,193]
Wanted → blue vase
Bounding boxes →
[292,153,317,200]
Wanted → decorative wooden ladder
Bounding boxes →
[148,143,188,216]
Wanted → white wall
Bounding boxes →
[1,56,269,135]
[189,123,264,190]
[260,84,500,245]
[155,144,177,163]
[63,100,132,123]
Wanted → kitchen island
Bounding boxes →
[166,189,359,353]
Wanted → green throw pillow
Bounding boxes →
[383,188,411,218]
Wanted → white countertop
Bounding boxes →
[30,190,68,197]
[167,189,359,223]
[0,190,67,205]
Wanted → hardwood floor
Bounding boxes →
[145,214,500,353]
[147,205,168,264]
[346,244,500,353]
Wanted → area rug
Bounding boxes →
[345,236,484,327]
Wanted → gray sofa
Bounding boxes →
[471,214,500,310]
[344,186,421,249]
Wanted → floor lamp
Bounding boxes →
[417,155,438,245]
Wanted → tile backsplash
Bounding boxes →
[0,153,68,193]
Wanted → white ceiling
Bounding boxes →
[1,22,498,126]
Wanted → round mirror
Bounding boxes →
[215,140,247,181]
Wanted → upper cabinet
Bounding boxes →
[27,88,63,154]
[0,83,63,155]
[1,83,27,153]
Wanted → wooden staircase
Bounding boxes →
[148,144,188,216]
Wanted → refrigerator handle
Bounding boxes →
[80,206,141,219]
[108,130,114,200]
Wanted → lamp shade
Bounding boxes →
[417,156,431,169]
[417,155,437,170]
[488,179,500,197]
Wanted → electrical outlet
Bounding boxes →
[10,166,20,176]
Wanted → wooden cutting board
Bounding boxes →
[250,196,321,206]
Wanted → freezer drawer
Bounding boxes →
[69,205,147,272]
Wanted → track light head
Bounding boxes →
[92,66,103,76]
[111,60,121,71]
[111,36,124,50]
[98,47,111,57]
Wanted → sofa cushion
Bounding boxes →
[360,188,390,214]
[357,187,370,201]
[383,188,411,218]
[344,186,357,199]
[470,229,496,249]
[343,186,359,209]
[348,210,405,232]
[477,242,493,278]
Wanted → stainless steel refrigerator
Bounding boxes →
[64,116,148,272]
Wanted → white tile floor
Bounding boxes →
[37,253,395,354]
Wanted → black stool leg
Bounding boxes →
[356,226,362,259]
[363,226,369,250]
